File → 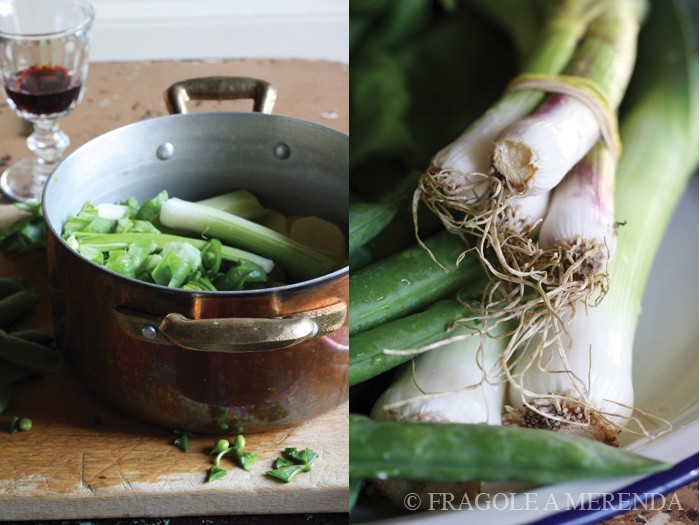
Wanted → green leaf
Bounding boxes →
[151,242,201,288]
[173,433,190,453]
[0,202,45,253]
[350,52,414,167]
[284,447,318,465]
[213,259,268,291]
[115,218,161,234]
[274,457,295,469]
[207,466,226,482]
[265,464,312,483]
[105,239,158,278]
[135,190,169,226]
[235,451,259,471]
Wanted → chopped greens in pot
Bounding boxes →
[62,189,346,291]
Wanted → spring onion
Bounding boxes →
[506,0,698,444]
[348,0,696,514]
[412,0,648,369]
[416,0,597,222]
[368,321,508,508]
[538,143,617,277]
[492,1,644,197]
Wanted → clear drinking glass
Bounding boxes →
[0,0,94,202]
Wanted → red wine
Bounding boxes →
[5,65,81,117]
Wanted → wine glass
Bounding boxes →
[0,0,94,202]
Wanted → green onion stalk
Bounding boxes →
[368,320,509,509]
[415,0,606,234]
[506,0,698,445]
[417,0,647,366]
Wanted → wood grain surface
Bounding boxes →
[0,59,349,522]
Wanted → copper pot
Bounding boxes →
[42,78,348,433]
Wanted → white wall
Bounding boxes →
[89,0,349,63]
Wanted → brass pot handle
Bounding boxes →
[115,302,346,353]
[165,77,278,115]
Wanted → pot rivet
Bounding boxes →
[156,143,175,160]
[142,325,158,340]
[273,142,291,160]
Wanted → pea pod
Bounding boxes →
[0,382,11,414]
[349,230,479,335]
[349,200,399,253]
[10,330,54,346]
[0,358,36,385]
[350,299,471,386]
[0,277,33,299]
[0,288,39,329]
[349,414,670,484]
[349,478,363,512]
[0,330,59,370]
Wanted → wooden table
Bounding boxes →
[0,59,349,523]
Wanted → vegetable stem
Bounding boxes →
[160,198,336,282]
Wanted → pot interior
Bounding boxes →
[44,112,348,238]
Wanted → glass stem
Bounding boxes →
[27,117,69,189]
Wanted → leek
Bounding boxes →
[159,198,336,282]
[195,189,269,221]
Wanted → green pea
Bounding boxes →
[211,439,230,454]
[233,435,245,450]
[349,414,670,485]
[8,415,31,433]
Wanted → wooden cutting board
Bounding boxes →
[0,59,349,521]
[0,237,349,523]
